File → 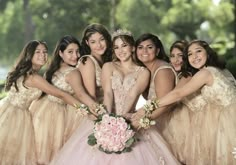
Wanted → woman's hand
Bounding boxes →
[131,109,145,121]
[130,109,146,130]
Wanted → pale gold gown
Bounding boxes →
[158,67,236,164]
[0,76,41,165]
[183,67,236,165]
[147,64,193,163]
[147,63,178,133]
[30,67,76,164]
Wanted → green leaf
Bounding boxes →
[122,147,132,153]
[125,137,135,148]
[87,133,97,146]
[87,138,97,146]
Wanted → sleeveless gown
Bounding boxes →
[147,64,178,131]
[0,76,41,165]
[77,55,103,103]
[147,64,193,164]
[64,55,104,142]
[29,67,76,164]
[183,67,236,165]
[50,65,180,165]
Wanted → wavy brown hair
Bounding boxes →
[80,23,112,64]
[5,40,48,91]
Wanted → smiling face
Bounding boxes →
[31,44,48,70]
[169,47,184,72]
[113,37,134,62]
[59,43,80,66]
[86,32,107,57]
[187,43,207,69]
[136,39,159,64]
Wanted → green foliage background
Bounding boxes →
[0,0,235,98]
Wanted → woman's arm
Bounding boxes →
[131,68,213,129]
[150,68,176,119]
[152,69,212,118]
[65,69,97,110]
[77,58,97,100]
[101,63,114,113]
[131,68,175,122]
[27,74,79,106]
[124,68,150,120]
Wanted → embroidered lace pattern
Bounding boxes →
[47,67,75,104]
[201,67,236,107]
[111,66,144,115]
[6,76,42,109]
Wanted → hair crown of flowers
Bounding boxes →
[112,29,132,38]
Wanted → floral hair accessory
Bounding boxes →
[112,29,132,39]
[88,113,136,154]
[139,99,159,129]
[74,103,90,116]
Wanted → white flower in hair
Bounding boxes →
[112,29,132,38]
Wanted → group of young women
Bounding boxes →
[0,23,235,165]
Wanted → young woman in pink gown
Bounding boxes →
[0,40,83,165]
[132,39,236,165]
[50,30,180,165]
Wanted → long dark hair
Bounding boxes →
[182,39,226,76]
[135,33,169,62]
[5,40,48,91]
[80,23,112,64]
[169,40,197,77]
[45,35,80,84]
[170,40,188,54]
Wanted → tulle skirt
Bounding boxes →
[63,104,83,143]
[50,117,180,165]
[160,103,191,164]
[0,98,37,165]
[30,97,67,164]
[184,103,236,165]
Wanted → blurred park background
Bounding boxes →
[0,0,235,98]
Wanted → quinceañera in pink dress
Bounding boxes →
[50,65,180,165]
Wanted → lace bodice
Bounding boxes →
[47,67,75,104]
[112,66,144,115]
[182,91,207,112]
[77,55,103,103]
[201,67,236,107]
[148,64,177,99]
[5,76,41,109]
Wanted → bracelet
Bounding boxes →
[74,103,90,116]
[139,99,159,129]
[139,116,156,129]
[93,103,107,115]
[143,99,159,115]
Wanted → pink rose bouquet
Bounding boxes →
[88,113,136,154]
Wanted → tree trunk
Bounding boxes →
[23,0,34,43]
